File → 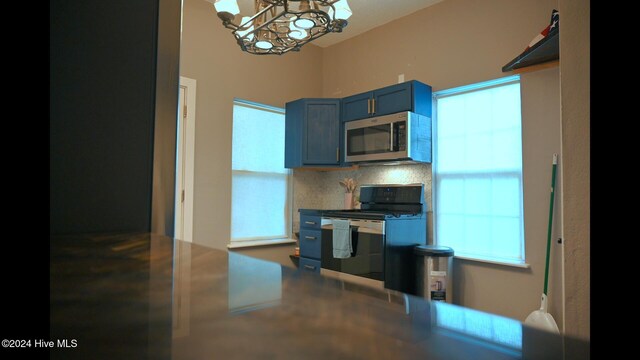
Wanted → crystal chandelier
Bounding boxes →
[213,0,353,55]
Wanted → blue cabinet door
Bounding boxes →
[342,91,372,122]
[372,82,413,117]
[303,100,341,165]
[299,257,321,274]
[285,99,341,168]
[284,100,304,168]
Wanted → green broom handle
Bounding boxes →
[543,154,558,296]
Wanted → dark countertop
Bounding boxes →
[50,233,589,359]
[298,208,327,215]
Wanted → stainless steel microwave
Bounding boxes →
[344,111,431,163]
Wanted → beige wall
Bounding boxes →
[520,68,563,328]
[321,0,564,325]
[180,0,323,250]
[559,0,590,340]
[323,0,558,96]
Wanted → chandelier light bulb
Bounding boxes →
[236,16,255,41]
[255,29,276,50]
[255,41,274,50]
[214,0,240,16]
[289,20,308,40]
[331,0,352,20]
[293,18,315,30]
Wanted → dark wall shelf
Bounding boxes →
[502,29,559,72]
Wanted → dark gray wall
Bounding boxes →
[50,0,180,235]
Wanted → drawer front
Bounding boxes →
[299,229,321,260]
[300,214,321,229]
[299,257,321,274]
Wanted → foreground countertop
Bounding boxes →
[50,233,589,359]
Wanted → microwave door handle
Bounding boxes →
[389,123,394,151]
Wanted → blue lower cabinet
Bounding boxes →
[299,257,321,274]
[299,229,321,260]
[298,210,322,274]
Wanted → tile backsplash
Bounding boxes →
[292,163,433,241]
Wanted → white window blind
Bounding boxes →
[434,76,525,265]
[231,100,291,243]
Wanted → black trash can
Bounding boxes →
[414,245,454,303]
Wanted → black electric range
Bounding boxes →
[320,184,427,295]
[322,209,424,220]
[322,183,427,220]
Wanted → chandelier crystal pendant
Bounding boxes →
[213,0,353,55]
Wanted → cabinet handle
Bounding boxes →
[304,265,316,270]
[305,236,316,240]
[367,98,371,114]
[389,122,394,151]
[372,98,376,114]
[304,221,316,225]
[336,147,339,162]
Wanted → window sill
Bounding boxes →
[454,255,530,269]
[227,238,297,250]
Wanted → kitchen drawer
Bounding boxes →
[300,214,321,229]
[299,229,321,260]
[299,257,321,274]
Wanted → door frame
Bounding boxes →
[174,76,197,242]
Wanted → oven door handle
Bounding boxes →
[322,218,384,235]
[356,227,383,235]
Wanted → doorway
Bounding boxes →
[174,76,196,242]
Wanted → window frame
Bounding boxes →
[432,75,529,268]
[228,99,294,248]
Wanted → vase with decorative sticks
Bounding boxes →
[339,178,357,209]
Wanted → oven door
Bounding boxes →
[345,113,409,163]
[321,218,385,288]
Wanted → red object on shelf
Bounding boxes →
[525,9,559,51]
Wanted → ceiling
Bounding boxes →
[222,0,445,48]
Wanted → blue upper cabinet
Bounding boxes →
[374,82,413,117]
[341,92,371,122]
[342,80,432,122]
[285,98,341,168]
